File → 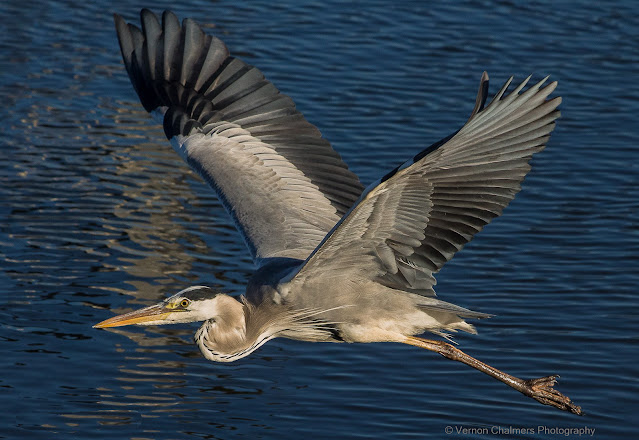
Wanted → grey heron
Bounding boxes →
[95,9,582,415]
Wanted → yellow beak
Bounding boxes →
[93,304,171,328]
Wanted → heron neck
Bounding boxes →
[194,298,338,362]
[194,298,280,362]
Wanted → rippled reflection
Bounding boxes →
[2,0,638,438]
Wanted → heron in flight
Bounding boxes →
[95,9,581,415]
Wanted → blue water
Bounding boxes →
[1,1,637,438]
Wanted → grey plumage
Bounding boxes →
[114,10,363,264]
[286,75,559,300]
[97,10,583,415]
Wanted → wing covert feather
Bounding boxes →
[286,73,560,297]
[114,10,364,264]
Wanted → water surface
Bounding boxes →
[1,1,638,438]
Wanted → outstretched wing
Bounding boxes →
[285,73,560,297]
[114,10,364,265]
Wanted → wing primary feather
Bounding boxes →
[114,10,364,263]
[161,11,182,84]
[286,73,560,301]
[467,71,489,121]
[115,10,559,304]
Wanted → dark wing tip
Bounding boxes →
[468,71,490,120]
[113,13,128,37]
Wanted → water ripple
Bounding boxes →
[1,0,638,438]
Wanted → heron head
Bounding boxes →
[93,286,234,328]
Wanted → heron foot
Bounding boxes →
[521,375,583,415]
[403,337,583,415]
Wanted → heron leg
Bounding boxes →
[403,336,582,415]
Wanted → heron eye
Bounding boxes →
[179,299,190,308]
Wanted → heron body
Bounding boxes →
[95,9,582,414]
